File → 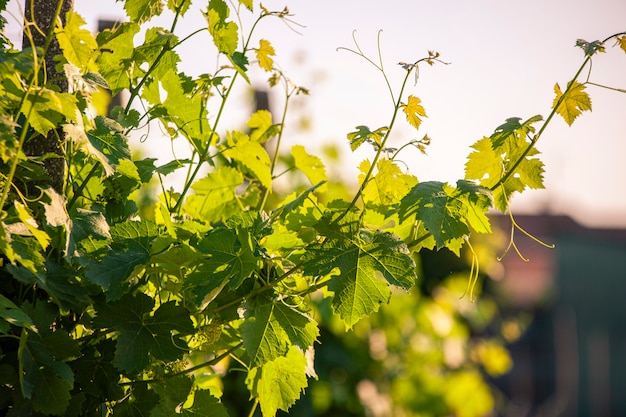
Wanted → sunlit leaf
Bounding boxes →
[124,0,165,23]
[400,95,426,130]
[55,11,98,70]
[94,293,193,373]
[256,39,275,71]
[303,229,416,328]
[292,145,327,190]
[246,347,309,417]
[553,81,592,126]
[242,298,319,367]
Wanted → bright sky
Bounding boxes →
[4,0,626,227]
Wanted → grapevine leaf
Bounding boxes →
[223,131,272,189]
[85,116,132,176]
[19,302,79,416]
[246,347,308,417]
[256,39,275,71]
[0,293,36,333]
[346,125,388,152]
[292,145,327,190]
[237,0,253,11]
[96,22,140,94]
[85,220,158,300]
[167,0,191,15]
[184,166,244,222]
[151,375,193,417]
[464,137,502,188]
[14,201,49,250]
[398,180,492,249]
[618,35,626,53]
[359,158,417,206]
[490,115,542,150]
[94,293,193,373]
[55,11,98,70]
[112,383,159,416]
[242,299,319,367]
[248,110,279,143]
[182,390,230,416]
[400,95,426,130]
[205,0,238,55]
[22,89,77,135]
[185,226,261,296]
[553,81,592,126]
[124,0,164,23]
[303,230,416,328]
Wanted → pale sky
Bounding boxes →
[4,0,626,227]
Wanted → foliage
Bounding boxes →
[0,1,624,415]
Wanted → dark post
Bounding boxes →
[22,0,74,195]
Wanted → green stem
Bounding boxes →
[490,31,626,193]
[334,67,413,224]
[119,343,243,385]
[66,163,100,211]
[490,54,591,192]
[206,262,303,316]
[258,77,292,212]
[172,13,270,214]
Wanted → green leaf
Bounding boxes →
[184,166,244,222]
[0,294,36,333]
[346,125,388,152]
[398,180,492,249]
[205,0,238,55]
[246,347,309,417]
[167,0,191,15]
[490,115,542,150]
[241,299,319,367]
[96,22,140,93]
[19,302,78,416]
[22,88,77,135]
[85,220,158,300]
[464,116,544,211]
[85,116,132,176]
[292,145,327,190]
[124,0,165,23]
[94,293,193,373]
[553,81,592,126]
[181,390,230,416]
[183,227,261,307]
[303,229,416,328]
[358,158,417,206]
[248,110,279,143]
[223,131,272,189]
[55,10,97,69]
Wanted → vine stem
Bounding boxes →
[172,12,271,214]
[490,31,626,192]
[206,262,303,316]
[334,65,414,224]
[119,342,243,385]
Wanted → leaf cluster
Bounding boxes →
[0,1,623,416]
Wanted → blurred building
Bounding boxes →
[490,214,626,417]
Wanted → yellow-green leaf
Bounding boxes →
[55,11,98,70]
[401,95,427,130]
[256,39,275,72]
[14,202,50,251]
[291,145,327,191]
[617,35,626,54]
[553,81,592,126]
